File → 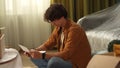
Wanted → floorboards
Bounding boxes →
[20,49,57,68]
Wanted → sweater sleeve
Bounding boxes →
[43,27,58,50]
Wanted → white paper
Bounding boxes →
[18,44,29,52]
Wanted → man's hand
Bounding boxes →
[24,49,42,59]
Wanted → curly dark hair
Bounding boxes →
[44,3,68,22]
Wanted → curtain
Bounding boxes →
[51,0,117,22]
[117,0,120,2]
[0,0,51,49]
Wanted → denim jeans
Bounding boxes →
[30,57,72,68]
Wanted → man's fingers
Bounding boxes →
[24,52,31,57]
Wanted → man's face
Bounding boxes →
[51,17,64,27]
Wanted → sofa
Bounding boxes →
[77,3,120,54]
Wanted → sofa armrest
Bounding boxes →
[77,15,108,31]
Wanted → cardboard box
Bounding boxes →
[0,34,5,59]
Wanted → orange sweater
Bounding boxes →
[43,20,91,68]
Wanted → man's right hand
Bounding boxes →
[24,51,31,57]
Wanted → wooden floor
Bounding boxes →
[20,49,57,68]
[21,53,38,68]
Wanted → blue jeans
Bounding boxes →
[30,57,72,68]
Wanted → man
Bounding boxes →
[25,3,91,68]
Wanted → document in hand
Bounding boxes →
[18,44,29,52]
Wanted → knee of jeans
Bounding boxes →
[47,57,61,68]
